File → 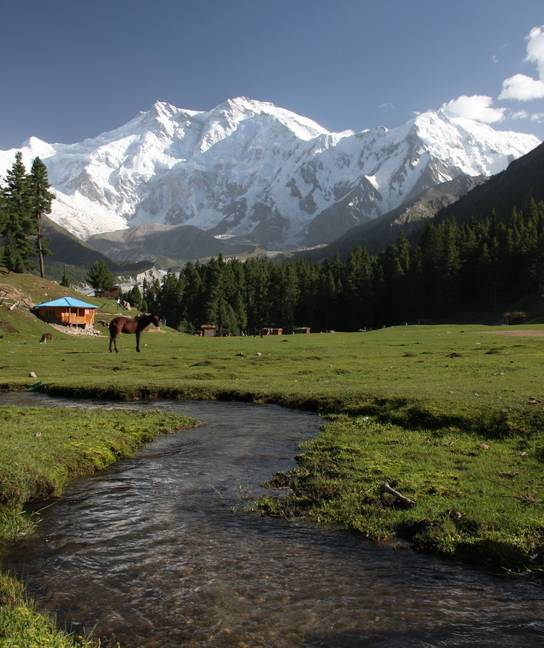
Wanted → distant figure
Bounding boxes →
[109,313,161,352]
[40,333,53,344]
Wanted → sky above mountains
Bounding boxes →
[1,0,543,147]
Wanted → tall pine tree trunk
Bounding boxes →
[37,218,45,278]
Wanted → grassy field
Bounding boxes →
[2,318,544,424]
[0,405,196,647]
[0,271,543,644]
[1,272,544,575]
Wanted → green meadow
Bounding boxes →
[1,273,544,644]
[2,318,544,421]
[1,315,544,571]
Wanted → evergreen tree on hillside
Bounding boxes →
[0,192,6,237]
[245,259,270,332]
[29,157,54,278]
[203,256,223,328]
[1,152,34,272]
[159,271,184,327]
[125,284,143,309]
[87,260,114,293]
[60,266,71,287]
[294,261,319,329]
[179,262,204,326]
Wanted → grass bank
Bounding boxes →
[258,415,544,572]
[0,406,196,647]
[0,572,98,648]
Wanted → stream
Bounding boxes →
[1,392,543,647]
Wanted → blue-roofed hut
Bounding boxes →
[34,297,97,329]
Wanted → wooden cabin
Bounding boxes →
[260,327,283,336]
[34,297,97,329]
[293,326,311,334]
[199,324,217,337]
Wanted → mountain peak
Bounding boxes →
[152,99,174,110]
[224,96,266,110]
[0,98,539,245]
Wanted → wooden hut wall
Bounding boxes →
[36,307,95,327]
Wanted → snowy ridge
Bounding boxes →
[0,98,539,247]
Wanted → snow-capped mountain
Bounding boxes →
[0,97,539,248]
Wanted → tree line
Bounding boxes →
[2,148,541,333]
[125,199,544,333]
[0,152,53,276]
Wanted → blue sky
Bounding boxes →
[1,0,543,146]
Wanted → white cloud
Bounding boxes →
[491,54,499,64]
[526,25,544,77]
[507,109,544,122]
[499,73,544,101]
[441,95,505,123]
[499,26,544,101]
[378,102,395,110]
[510,110,529,120]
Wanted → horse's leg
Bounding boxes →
[109,331,119,353]
[136,331,141,352]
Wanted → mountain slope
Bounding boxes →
[434,140,544,224]
[0,99,539,249]
[310,174,486,259]
[87,223,254,264]
[42,217,152,275]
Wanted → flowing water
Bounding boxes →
[1,392,543,647]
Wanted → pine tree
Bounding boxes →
[87,261,114,293]
[245,259,270,333]
[180,262,204,325]
[159,271,184,327]
[29,157,54,278]
[1,152,34,272]
[125,285,142,309]
[60,266,71,287]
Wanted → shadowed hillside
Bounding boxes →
[435,141,544,224]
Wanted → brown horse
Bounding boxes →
[109,313,161,353]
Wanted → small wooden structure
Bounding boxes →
[96,286,121,299]
[261,327,283,336]
[199,324,217,337]
[34,296,97,329]
[293,326,311,334]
